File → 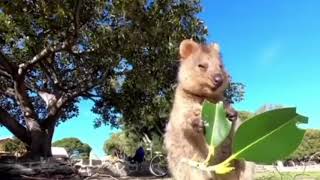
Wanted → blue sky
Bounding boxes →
[200,0,320,129]
[1,1,319,158]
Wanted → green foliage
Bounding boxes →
[2,137,27,154]
[233,108,307,164]
[286,129,320,160]
[104,131,165,159]
[255,104,283,115]
[0,0,109,124]
[238,111,254,121]
[91,0,245,140]
[204,103,315,165]
[202,103,308,165]
[104,131,141,157]
[224,82,245,104]
[147,133,165,154]
[92,0,209,139]
[202,101,231,147]
[238,104,283,121]
[52,138,91,159]
[193,105,308,174]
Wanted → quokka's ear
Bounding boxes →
[210,43,220,52]
[179,39,199,60]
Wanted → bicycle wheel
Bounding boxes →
[149,155,168,177]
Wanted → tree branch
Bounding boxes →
[24,79,41,92]
[0,87,15,97]
[82,92,100,98]
[13,81,39,125]
[41,77,102,128]
[0,68,12,79]
[18,42,69,76]
[0,107,30,145]
[73,0,82,40]
[79,92,100,102]
[0,50,16,76]
[18,4,84,77]
[39,59,60,85]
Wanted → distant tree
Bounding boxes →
[104,131,140,157]
[104,130,165,161]
[238,104,284,121]
[2,137,27,155]
[286,129,320,161]
[238,111,254,121]
[255,104,283,115]
[53,138,91,159]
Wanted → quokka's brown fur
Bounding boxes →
[164,39,254,180]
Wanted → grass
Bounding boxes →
[255,172,320,180]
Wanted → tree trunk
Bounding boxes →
[45,121,56,157]
[27,127,53,160]
[0,109,54,160]
[11,78,55,160]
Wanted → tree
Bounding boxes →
[255,104,283,115]
[239,104,284,120]
[0,0,113,159]
[53,138,91,159]
[0,0,244,159]
[104,131,141,157]
[238,111,254,121]
[2,137,27,155]
[286,129,320,161]
[104,130,165,160]
[91,0,245,140]
[91,0,208,139]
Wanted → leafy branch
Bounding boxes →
[185,101,308,175]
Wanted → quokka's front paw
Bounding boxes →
[188,106,204,134]
[191,116,204,134]
[225,105,238,122]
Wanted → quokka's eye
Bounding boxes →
[198,63,208,70]
[219,64,224,69]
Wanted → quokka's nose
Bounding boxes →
[213,74,223,87]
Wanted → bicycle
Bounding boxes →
[130,134,168,177]
[148,151,168,177]
[111,134,168,177]
[143,134,168,177]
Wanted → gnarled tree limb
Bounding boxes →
[0,50,16,76]
[73,0,82,40]
[18,43,70,76]
[41,74,104,128]
[0,87,15,97]
[0,107,30,145]
[0,68,12,79]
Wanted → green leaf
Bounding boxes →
[232,107,308,164]
[202,100,232,147]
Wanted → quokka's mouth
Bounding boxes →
[210,85,219,92]
[208,76,223,92]
[209,82,223,91]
